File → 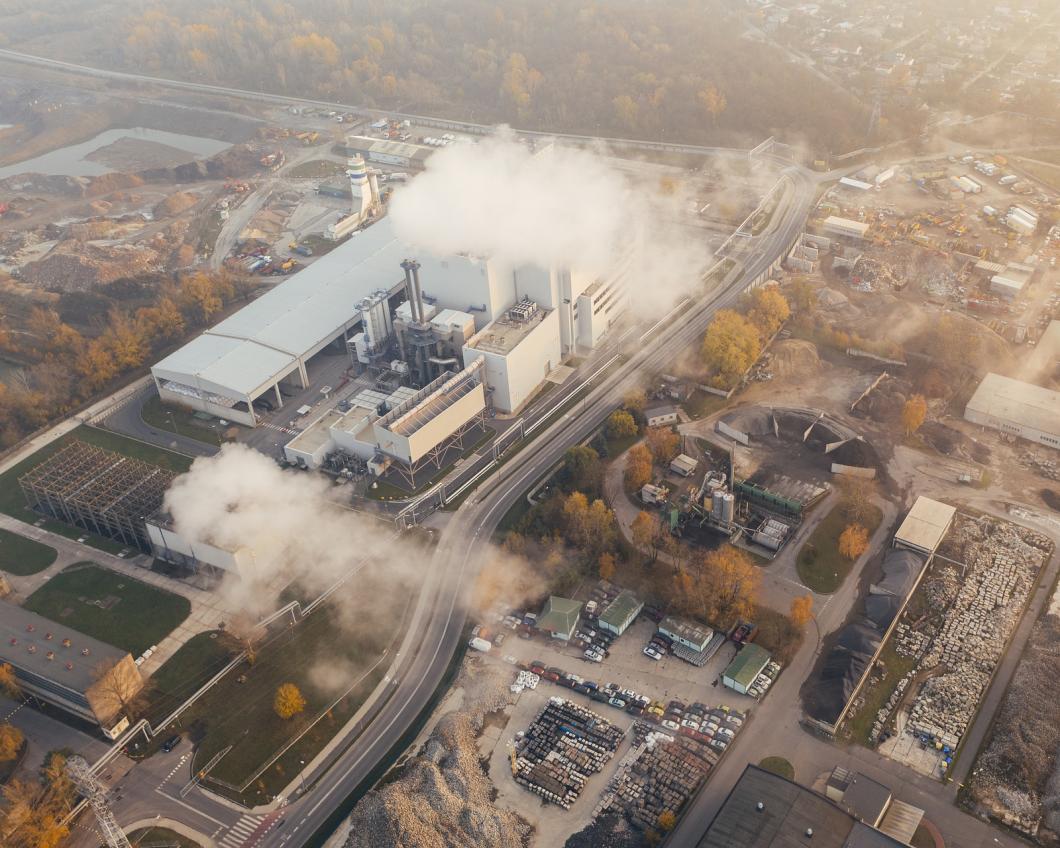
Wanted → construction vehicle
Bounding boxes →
[280,258,296,272]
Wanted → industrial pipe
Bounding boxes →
[400,259,420,324]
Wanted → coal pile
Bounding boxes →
[514,698,625,809]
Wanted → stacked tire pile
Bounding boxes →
[514,697,625,809]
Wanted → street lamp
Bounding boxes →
[299,759,307,795]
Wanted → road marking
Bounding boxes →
[153,788,229,827]
[156,753,189,790]
[220,814,264,848]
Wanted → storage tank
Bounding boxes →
[721,493,735,524]
[711,490,726,519]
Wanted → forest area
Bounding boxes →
[0,0,872,153]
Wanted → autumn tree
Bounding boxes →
[563,491,590,546]
[0,722,23,761]
[789,277,817,314]
[674,546,759,626]
[598,552,617,582]
[698,84,727,125]
[901,394,927,435]
[836,476,876,526]
[645,426,680,465]
[657,810,677,832]
[747,287,790,338]
[631,511,665,563]
[274,683,306,720]
[90,659,144,719]
[622,389,647,416]
[624,443,653,491]
[790,594,814,630]
[838,524,869,561]
[0,751,74,848]
[701,310,761,388]
[606,409,638,440]
[0,663,20,699]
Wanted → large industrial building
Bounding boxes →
[20,441,177,553]
[964,372,1060,449]
[0,600,144,738]
[340,135,433,170]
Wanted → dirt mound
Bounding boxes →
[920,421,966,455]
[340,662,529,848]
[1042,490,1060,511]
[771,339,820,378]
[84,172,144,197]
[139,143,263,183]
[21,241,163,291]
[153,191,200,218]
[0,174,87,196]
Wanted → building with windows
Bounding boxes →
[964,372,1060,449]
[598,590,644,636]
[0,600,143,739]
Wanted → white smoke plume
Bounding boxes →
[164,443,550,619]
[163,444,394,614]
[389,130,712,314]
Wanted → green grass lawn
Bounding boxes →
[24,563,190,655]
[0,528,57,576]
[140,395,225,446]
[796,503,883,594]
[758,757,795,780]
[841,637,917,746]
[145,578,413,804]
[683,390,730,420]
[0,425,192,555]
[286,159,347,179]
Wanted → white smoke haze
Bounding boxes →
[164,444,396,614]
[165,444,554,620]
[389,129,713,315]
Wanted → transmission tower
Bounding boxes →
[66,755,132,848]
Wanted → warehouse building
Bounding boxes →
[822,216,870,241]
[722,644,771,695]
[19,441,177,553]
[537,596,583,641]
[893,496,956,556]
[964,372,1060,449]
[697,765,908,848]
[658,616,713,652]
[0,600,143,739]
[340,135,433,170]
[598,590,644,636]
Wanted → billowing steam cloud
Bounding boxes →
[164,444,547,620]
[389,130,712,313]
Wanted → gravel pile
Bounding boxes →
[340,661,530,848]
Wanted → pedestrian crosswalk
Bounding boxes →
[220,814,265,848]
[261,421,301,436]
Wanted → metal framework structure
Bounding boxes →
[66,755,132,848]
[20,441,177,552]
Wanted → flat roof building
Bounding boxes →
[0,599,143,738]
[537,596,583,641]
[658,616,713,652]
[697,765,907,848]
[964,372,1060,450]
[645,404,680,427]
[893,496,955,556]
[341,135,433,170]
[823,216,870,240]
[670,454,698,477]
[598,590,643,636]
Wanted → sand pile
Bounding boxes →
[21,241,163,291]
[771,339,820,378]
[153,191,200,218]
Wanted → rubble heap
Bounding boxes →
[907,516,1048,747]
[341,661,530,848]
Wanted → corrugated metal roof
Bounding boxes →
[724,643,771,687]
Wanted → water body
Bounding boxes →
[0,127,231,179]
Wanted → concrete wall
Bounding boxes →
[463,309,562,413]
[964,407,1060,450]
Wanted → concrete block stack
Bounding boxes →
[906,517,1047,746]
[513,698,624,809]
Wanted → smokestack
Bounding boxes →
[400,259,420,323]
[409,260,426,328]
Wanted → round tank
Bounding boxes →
[721,493,735,524]
[711,490,725,519]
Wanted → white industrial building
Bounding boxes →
[823,216,870,240]
[893,496,955,557]
[147,517,255,576]
[964,372,1060,449]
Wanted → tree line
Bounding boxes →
[3,0,873,152]
[0,270,252,449]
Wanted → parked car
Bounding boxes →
[717,726,736,739]
[643,646,662,660]
[542,671,560,682]
[609,697,627,709]
[161,735,181,753]
[709,738,729,752]
[583,650,603,663]
[590,690,610,703]
[661,719,680,731]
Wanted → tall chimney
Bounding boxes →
[400,259,420,323]
[410,260,426,327]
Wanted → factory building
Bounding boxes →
[964,372,1060,449]
[989,261,1034,299]
[340,135,433,170]
[147,516,255,577]
[462,299,562,413]
[0,600,143,739]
